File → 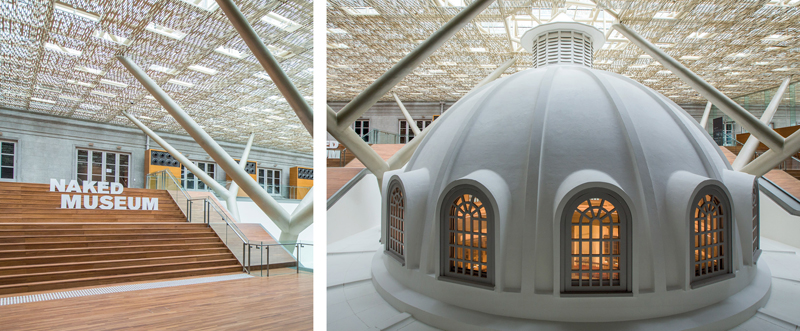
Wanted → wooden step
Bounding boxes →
[0,243,229,258]
[0,265,243,295]
[0,248,233,267]
[0,254,235,275]
[0,218,188,223]
[0,228,214,236]
[0,222,207,230]
[0,237,223,250]
[0,259,239,285]
[0,232,218,243]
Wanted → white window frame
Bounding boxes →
[181,161,217,191]
[0,140,18,181]
[76,148,132,187]
[399,119,432,143]
[353,119,370,143]
[258,168,282,196]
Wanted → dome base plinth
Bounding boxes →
[372,252,772,331]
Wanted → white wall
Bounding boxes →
[327,174,382,245]
[760,191,800,248]
[237,200,313,243]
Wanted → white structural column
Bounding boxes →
[732,77,792,171]
[699,101,712,129]
[282,187,313,244]
[118,56,294,235]
[214,0,313,136]
[613,23,785,152]
[741,129,800,177]
[335,0,496,130]
[123,111,230,198]
[225,132,255,222]
[474,57,516,89]
[393,93,420,135]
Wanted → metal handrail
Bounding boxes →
[206,197,248,244]
[760,176,800,205]
[155,169,192,201]
[248,242,313,276]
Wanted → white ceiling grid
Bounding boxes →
[327,0,800,104]
[1,0,312,153]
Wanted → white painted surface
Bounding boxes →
[760,191,800,249]
[328,174,382,245]
[237,200,313,243]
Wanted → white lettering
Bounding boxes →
[114,196,126,210]
[84,195,99,209]
[50,179,65,192]
[61,194,81,209]
[82,181,97,193]
[97,182,109,194]
[66,180,81,193]
[111,183,123,195]
[99,196,113,209]
[142,198,159,211]
[128,197,141,210]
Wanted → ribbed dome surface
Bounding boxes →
[379,63,761,322]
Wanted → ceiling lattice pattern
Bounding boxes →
[327,0,800,104]
[1,0,312,153]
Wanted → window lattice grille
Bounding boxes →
[752,181,760,259]
[387,184,405,259]
[692,189,731,283]
[567,197,625,291]
[444,192,491,283]
[531,30,593,68]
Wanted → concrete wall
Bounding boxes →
[0,108,312,189]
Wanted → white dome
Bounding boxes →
[376,64,766,323]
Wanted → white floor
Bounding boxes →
[328,231,800,330]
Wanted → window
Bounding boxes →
[691,186,732,286]
[441,187,493,286]
[563,189,630,293]
[354,120,370,143]
[399,119,432,144]
[1,141,16,180]
[258,168,282,195]
[180,162,215,190]
[76,149,130,187]
[752,181,760,261]
[386,181,405,260]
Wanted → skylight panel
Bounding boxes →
[267,45,294,58]
[215,46,246,59]
[436,0,467,7]
[99,79,128,88]
[188,65,218,75]
[92,30,131,46]
[680,55,702,60]
[763,34,790,42]
[653,11,679,19]
[688,31,711,39]
[479,22,506,34]
[44,43,82,56]
[327,43,349,49]
[167,79,195,88]
[327,28,347,34]
[149,65,179,75]
[179,0,219,11]
[754,61,772,65]
[253,72,272,81]
[67,80,96,88]
[145,23,186,40]
[340,7,380,16]
[35,85,61,93]
[261,12,302,32]
[91,91,117,98]
[469,47,487,52]
[53,2,100,22]
[75,66,105,75]
[30,97,56,104]
[58,95,83,102]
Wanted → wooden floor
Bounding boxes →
[0,270,312,330]
[327,167,365,199]
[344,144,405,168]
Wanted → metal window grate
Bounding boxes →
[531,30,593,68]
[387,183,405,259]
[444,192,491,283]
[752,181,760,260]
[691,187,731,284]
[567,197,624,290]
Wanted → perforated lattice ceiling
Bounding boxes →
[327,0,800,104]
[1,0,312,153]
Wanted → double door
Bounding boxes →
[76,149,130,187]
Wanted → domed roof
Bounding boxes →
[404,65,730,189]
[378,64,761,322]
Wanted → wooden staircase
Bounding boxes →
[0,182,242,296]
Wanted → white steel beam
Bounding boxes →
[393,92,421,135]
[226,132,255,221]
[474,57,516,89]
[699,101,712,129]
[733,77,792,171]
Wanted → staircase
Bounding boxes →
[0,182,242,296]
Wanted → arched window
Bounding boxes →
[441,187,494,286]
[562,189,630,293]
[691,186,732,285]
[752,181,760,261]
[386,182,405,260]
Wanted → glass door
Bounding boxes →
[181,162,216,190]
[76,149,130,187]
[258,168,281,196]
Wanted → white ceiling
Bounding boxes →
[1,0,313,153]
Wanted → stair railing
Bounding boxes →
[146,169,192,221]
[247,241,313,277]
